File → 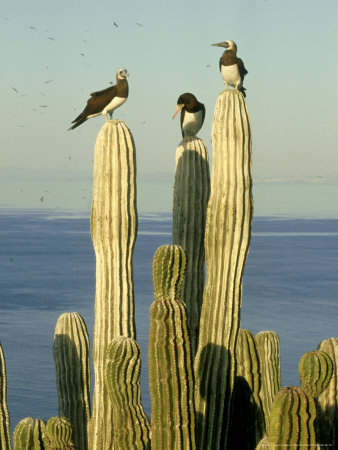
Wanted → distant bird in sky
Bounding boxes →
[211,40,248,97]
[44,80,53,84]
[68,68,129,130]
[113,22,118,27]
[11,87,18,93]
[29,26,37,30]
[47,37,55,40]
[135,22,143,27]
[172,93,205,139]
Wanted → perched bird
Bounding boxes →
[211,40,248,96]
[68,68,129,130]
[172,93,205,138]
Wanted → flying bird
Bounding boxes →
[211,40,248,97]
[69,68,129,130]
[172,93,205,138]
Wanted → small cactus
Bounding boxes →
[267,386,317,448]
[149,245,196,450]
[256,330,281,428]
[0,343,10,449]
[105,336,150,449]
[13,417,47,450]
[298,349,333,397]
[45,416,75,450]
[53,312,91,450]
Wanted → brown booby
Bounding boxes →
[172,93,205,138]
[68,68,129,130]
[211,40,248,96]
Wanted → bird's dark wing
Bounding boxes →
[72,86,116,122]
[90,85,116,96]
[237,58,248,79]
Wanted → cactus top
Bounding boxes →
[152,245,186,301]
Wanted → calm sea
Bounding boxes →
[1,209,338,431]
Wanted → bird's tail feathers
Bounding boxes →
[68,117,87,131]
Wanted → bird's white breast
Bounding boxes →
[102,96,127,115]
[182,110,203,137]
[221,64,241,87]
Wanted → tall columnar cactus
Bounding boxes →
[90,121,137,449]
[53,312,91,450]
[13,417,47,450]
[298,350,333,397]
[267,386,317,448]
[0,343,10,449]
[228,328,264,448]
[105,336,150,449]
[256,330,281,428]
[193,89,253,449]
[45,416,75,450]
[316,337,338,446]
[172,137,210,356]
[149,245,196,450]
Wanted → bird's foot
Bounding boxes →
[108,119,121,124]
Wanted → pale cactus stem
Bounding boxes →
[267,386,317,448]
[256,330,281,429]
[45,416,75,450]
[193,89,253,449]
[53,312,91,450]
[90,121,137,449]
[105,337,150,449]
[149,245,196,450]
[316,337,338,446]
[172,137,210,356]
[0,343,11,449]
[13,417,47,450]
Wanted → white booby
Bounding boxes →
[69,68,129,130]
[211,40,248,96]
[172,93,205,138]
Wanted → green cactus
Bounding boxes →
[105,336,150,449]
[256,331,281,428]
[13,417,47,450]
[53,312,91,450]
[228,329,264,448]
[149,244,196,450]
[45,416,75,450]
[90,120,137,449]
[172,137,210,356]
[299,349,333,397]
[194,89,253,449]
[316,337,338,446]
[267,386,317,448]
[0,343,11,449]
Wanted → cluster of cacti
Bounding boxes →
[2,88,338,450]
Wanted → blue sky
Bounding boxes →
[1,0,338,213]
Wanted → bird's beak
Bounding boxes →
[212,41,227,48]
[172,104,184,119]
[125,72,130,77]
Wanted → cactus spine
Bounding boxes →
[90,121,137,449]
[256,331,281,428]
[13,417,47,450]
[194,89,253,449]
[298,349,333,397]
[105,336,150,449]
[317,337,338,446]
[45,416,75,450]
[149,245,196,450]
[0,343,10,449]
[172,137,210,356]
[53,312,91,450]
[267,386,317,448]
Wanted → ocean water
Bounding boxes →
[1,209,338,432]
